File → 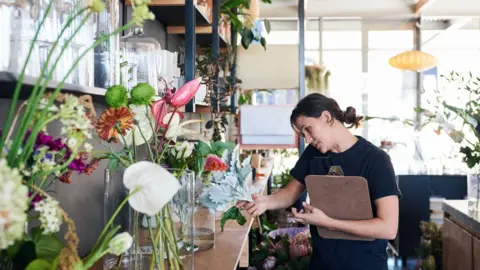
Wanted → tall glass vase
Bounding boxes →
[467,174,480,212]
[103,167,194,270]
[93,0,119,88]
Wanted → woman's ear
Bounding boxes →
[321,110,332,124]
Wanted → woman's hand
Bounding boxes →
[235,194,269,217]
[292,202,334,229]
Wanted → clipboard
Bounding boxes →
[305,174,374,241]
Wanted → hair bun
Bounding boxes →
[343,106,364,128]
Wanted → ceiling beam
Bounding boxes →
[422,17,472,46]
[415,0,437,15]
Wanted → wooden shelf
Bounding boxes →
[128,0,212,26]
[0,72,106,99]
[167,26,228,47]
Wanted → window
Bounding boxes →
[264,31,320,49]
[368,30,413,50]
[322,31,362,50]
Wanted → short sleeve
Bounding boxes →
[290,145,313,186]
[367,150,402,201]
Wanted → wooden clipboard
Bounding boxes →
[305,175,374,241]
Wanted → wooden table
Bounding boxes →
[92,160,274,270]
[194,160,274,270]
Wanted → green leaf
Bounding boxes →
[220,206,241,231]
[221,116,229,125]
[197,141,212,156]
[6,240,22,259]
[221,0,243,10]
[12,241,36,269]
[260,37,267,50]
[264,19,271,33]
[107,158,119,171]
[31,227,64,262]
[196,157,206,174]
[236,211,247,225]
[205,120,214,129]
[212,141,234,157]
[241,28,255,50]
[26,259,52,270]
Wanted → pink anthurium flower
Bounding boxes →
[170,78,202,108]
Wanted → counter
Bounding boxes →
[442,200,480,270]
[92,159,274,270]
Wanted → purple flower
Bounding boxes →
[28,191,43,209]
[68,157,87,173]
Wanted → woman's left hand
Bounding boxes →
[292,202,334,228]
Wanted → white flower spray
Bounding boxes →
[34,196,63,234]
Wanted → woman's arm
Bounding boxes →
[240,178,306,216]
[265,178,306,210]
[325,195,399,240]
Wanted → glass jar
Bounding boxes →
[2,0,94,85]
[103,167,194,270]
[467,174,480,212]
[120,27,161,91]
[93,0,119,88]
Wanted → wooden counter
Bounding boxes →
[442,200,480,270]
[194,160,274,270]
[91,160,274,270]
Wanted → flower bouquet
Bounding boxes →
[249,228,312,270]
[199,144,262,231]
[0,0,175,269]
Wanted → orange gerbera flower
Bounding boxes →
[204,154,228,171]
[96,107,135,142]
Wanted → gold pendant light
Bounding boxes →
[388,50,438,72]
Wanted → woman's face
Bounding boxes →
[294,113,333,153]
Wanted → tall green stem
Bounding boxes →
[91,187,141,252]
[18,21,134,166]
[10,8,88,165]
[10,10,93,165]
[146,216,162,270]
[0,0,55,154]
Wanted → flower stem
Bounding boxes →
[19,20,134,167]
[28,149,79,185]
[9,9,91,166]
[11,8,89,165]
[155,214,166,270]
[146,216,162,270]
[91,187,141,252]
[0,0,56,155]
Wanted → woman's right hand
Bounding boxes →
[235,194,269,217]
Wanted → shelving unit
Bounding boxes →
[167,26,228,47]
[0,72,106,99]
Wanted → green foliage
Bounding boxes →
[220,206,246,231]
[418,221,443,270]
[31,227,63,262]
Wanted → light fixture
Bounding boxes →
[388,50,438,72]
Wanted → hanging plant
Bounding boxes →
[305,64,331,96]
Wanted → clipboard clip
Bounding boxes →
[328,166,344,176]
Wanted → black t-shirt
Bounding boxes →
[290,136,401,270]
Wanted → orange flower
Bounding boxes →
[96,107,135,142]
[204,154,227,171]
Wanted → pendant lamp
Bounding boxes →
[388,50,438,72]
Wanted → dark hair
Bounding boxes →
[290,93,364,128]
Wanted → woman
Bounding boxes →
[236,93,401,270]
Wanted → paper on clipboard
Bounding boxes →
[305,175,374,241]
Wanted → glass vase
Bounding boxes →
[93,0,119,88]
[467,174,480,212]
[185,176,216,251]
[103,167,194,270]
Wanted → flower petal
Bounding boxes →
[123,161,180,215]
[170,78,202,107]
[151,99,168,129]
[124,105,154,146]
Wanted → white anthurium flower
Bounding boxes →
[123,161,181,216]
[174,141,195,159]
[163,112,209,144]
[108,232,133,256]
[124,105,155,146]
